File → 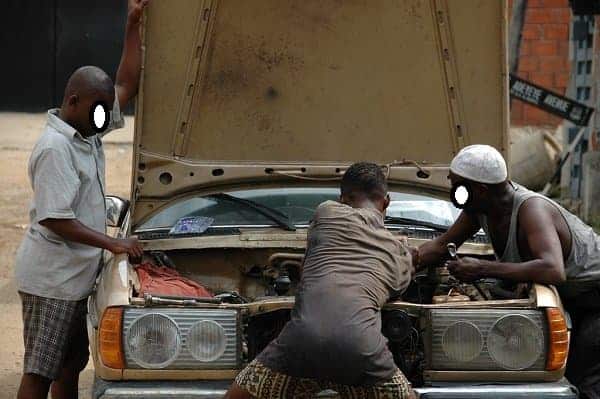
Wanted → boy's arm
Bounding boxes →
[40,219,143,258]
[115,0,149,108]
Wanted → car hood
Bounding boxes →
[130,0,508,227]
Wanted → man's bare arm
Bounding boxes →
[40,218,143,259]
[115,0,149,108]
[447,199,566,285]
[415,211,481,269]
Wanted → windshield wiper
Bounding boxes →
[209,193,296,231]
[384,216,449,232]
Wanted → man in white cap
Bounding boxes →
[413,144,600,398]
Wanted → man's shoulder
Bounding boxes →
[29,127,75,172]
[33,126,73,155]
[519,195,556,216]
[314,200,384,222]
[314,200,349,218]
[316,200,342,211]
[518,195,562,233]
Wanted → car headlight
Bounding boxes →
[442,321,483,362]
[488,314,544,370]
[126,313,181,369]
[187,320,227,362]
[428,309,547,371]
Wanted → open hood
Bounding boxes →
[131,0,508,226]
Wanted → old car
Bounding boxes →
[91,1,577,397]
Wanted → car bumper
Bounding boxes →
[93,379,231,399]
[414,379,578,398]
[94,378,578,399]
[93,379,342,398]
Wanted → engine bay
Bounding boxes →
[133,249,529,305]
[130,248,530,385]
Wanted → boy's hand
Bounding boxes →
[109,237,144,259]
[407,246,420,268]
[397,237,417,279]
[127,0,149,26]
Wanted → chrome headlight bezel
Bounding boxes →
[122,308,240,370]
[427,309,547,371]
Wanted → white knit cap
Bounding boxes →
[450,144,508,184]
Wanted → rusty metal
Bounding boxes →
[130,0,508,226]
[171,0,219,157]
[431,0,468,151]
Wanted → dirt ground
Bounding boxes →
[0,112,135,398]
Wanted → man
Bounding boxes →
[225,162,416,399]
[14,1,148,398]
[414,144,600,398]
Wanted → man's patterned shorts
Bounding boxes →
[20,292,89,380]
[235,359,414,399]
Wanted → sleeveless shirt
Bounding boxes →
[478,183,600,298]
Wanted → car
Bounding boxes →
[90,1,577,398]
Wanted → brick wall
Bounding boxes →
[510,0,572,127]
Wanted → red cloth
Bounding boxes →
[135,262,213,298]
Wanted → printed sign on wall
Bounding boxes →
[510,74,594,126]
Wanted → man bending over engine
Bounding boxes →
[414,145,600,398]
[225,162,416,399]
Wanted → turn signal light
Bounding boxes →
[99,307,125,369]
[546,307,569,371]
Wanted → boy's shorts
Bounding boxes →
[235,359,414,399]
[20,292,89,380]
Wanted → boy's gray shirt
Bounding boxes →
[15,93,124,301]
[257,200,412,385]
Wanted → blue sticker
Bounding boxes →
[169,216,214,236]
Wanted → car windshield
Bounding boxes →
[137,187,462,232]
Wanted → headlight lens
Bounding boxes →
[186,320,227,362]
[126,313,181,369]
[487,314,544,370]
[442,321,483,362]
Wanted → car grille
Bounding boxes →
[122,308,240,369]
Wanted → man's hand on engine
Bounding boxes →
[446,256,484,282]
